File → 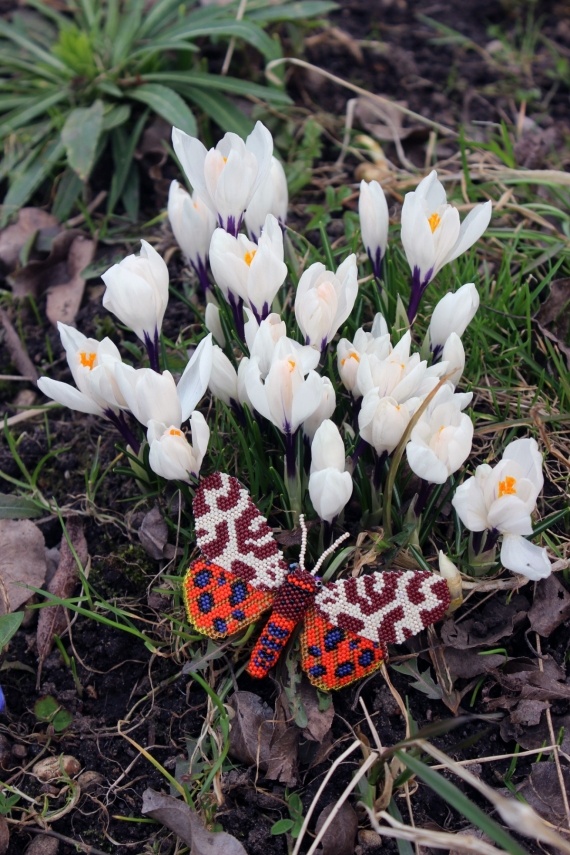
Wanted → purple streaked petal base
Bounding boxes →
[407,265,434,323]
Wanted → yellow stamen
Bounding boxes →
[79,351,96,370]
[498,475,517,497]
[243,249,257,266]
[287,359,297,373]
[168,428,183,437]
[428,212,441,232]
[341,351,360,367]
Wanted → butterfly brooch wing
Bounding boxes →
[300,571,451,691]
[183,472,288,638]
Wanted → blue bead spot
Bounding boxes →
[349,639,360,650]
[308,645,322,658]
[198,592,214,613]
[335,661,355,678]
[324,627,345,651]
[268,622,289,639]
[213,617,227,634]
[218,573,226,586]
[309,664,326,678]
[232,609,246,621]
[194,568,212,588]
[229,580,247,605]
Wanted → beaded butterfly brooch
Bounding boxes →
[183,472,451,691]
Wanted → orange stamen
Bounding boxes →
[428,212,441,232]
[498,475,517,497]
[243,249,257,266]
[79,351,96,370]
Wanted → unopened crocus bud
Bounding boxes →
[295,254,358,351]
[303,376,336,440]
[438,551,463,605]
[205,302,226,348]
[309,420,353,523]
[102,241,169,370]
[209,345,239,406]
[168,180,216,292]
[359,179,389,279]
[245,156,288,242]
[429,283,479,354]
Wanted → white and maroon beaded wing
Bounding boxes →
[193,472,288,590]
[184,473,288,639]
[300,570,451,691]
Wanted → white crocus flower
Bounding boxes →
[441,332,465,388]
[101,240,169,369]
[204,302,226,348]
[337,322,392,398]
[167,180,216,291]
[209,214,287,322]
[37,323,125,417]
[359,179,389,279]
[309,420,353,523]
[147,412,209,482]
[172,121,273,235]
[295,254,358,351]
[209,345,239,406]
[356,330,443,401]
[115,366,182,428]
[429,283,480,354]
[401,171,491,321]
[358,392,412,456]
[115,334,212,428]
[245,156,288,242]
[406,388,474,484]
[451,437,551,580]
[243,354,323,437]
[302,376,336,440]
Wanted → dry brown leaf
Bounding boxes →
[0,816,8,855]
[228,691,299,784]
[440,593,529,649]
[441,647,506,680]
[9,229,96,326]
[138,506,169,560]
[23,835,59,855]
[354,96,427,143]
[315,801,358,855]
[494,656,570,701]
[0,520,47,614]
[0,207,58,271]
[500,710,570,753]
[142,788,247,854]
[0,307,39,382]
[516,763,570,828]
[298,679,334,743]
[528,574,570,636]
[36,517,88,666]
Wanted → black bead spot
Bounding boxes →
[324,627,346,651]
[198,592,214,613]
[213,617,227,633]
[232,609,246,621]
[194,568,213,588]
[309,664,327,678]
[335,661,355,678]
[229,580,247,605]
[308,645,322,658]
[358,649,375,667]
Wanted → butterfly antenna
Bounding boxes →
[298,514,308,571]
[311,531,350,576]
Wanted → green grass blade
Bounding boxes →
[0,494,44,519]
[142,70,291,104]
[111,0,144,67]
[138,0,201,38]
[246,1,338,22]
[0,611,24,649]
[395,751,531,855]
[61,99,104,181]
[0,89,67,137]
[155,19,282,61]
[128,83,196,136]
[107,111,147,215]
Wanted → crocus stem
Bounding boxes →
[407,266,432,324]
[413,480,434,517]
[284,434,302,522]
[351,436,368,468]
[106,410,140,454]
[143,330,160,373]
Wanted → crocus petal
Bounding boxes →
[177,334,213,421]
[500,534,551,580]
[309,469,353,523]
[37,377,106,416]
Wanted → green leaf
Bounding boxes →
[0,17,68,70]
[270,819,294,835]
[0,612,24,650]
[101,102,131,132]
[395,751,531,855]
[156,19,282,62]
[0,493,44,519]
[143,70,291,104]
[128,83,196,136]
[107,111,147,215]
[61,99,104,181]
[247,1,339,22]
[1,138,65,226]
[52,167,84,221]
[183,87,253,137]
[0,89,68,138]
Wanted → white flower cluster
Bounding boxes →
[36,121,551,580]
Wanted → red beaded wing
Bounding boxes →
[184,473,451,690]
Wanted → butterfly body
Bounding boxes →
[184,472,451,690]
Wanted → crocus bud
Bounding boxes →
[359,179,389,279]
[429,283,479,352]
[102,240,169,347]
[309,420,353,523]
[209,345,238,406]
[167,180,216,290]
[172,121,274,235]
[438,551,463,605]
[302,376,336,440]
[205,302,226,348]
[295,254,358,351]
[245,156,288,242]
